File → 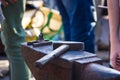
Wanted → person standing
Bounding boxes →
[55,0,95,53]
[0,0,31,80]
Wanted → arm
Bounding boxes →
[107,0,120,71]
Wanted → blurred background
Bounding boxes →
[0,0,110,80]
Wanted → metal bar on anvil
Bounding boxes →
[32,41,52,47]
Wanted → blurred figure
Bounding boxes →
[0,0,31,80]
[107,0,120,71]
[55,0,95,53]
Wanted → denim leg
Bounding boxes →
[56,0,95,53]
[55,0,71,41]
[69,0,95,53]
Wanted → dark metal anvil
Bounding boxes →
[22,40,120,80]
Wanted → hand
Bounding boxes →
[110,41,120,71]
[0,0,17,7]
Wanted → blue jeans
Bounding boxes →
[56,0,95,53]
